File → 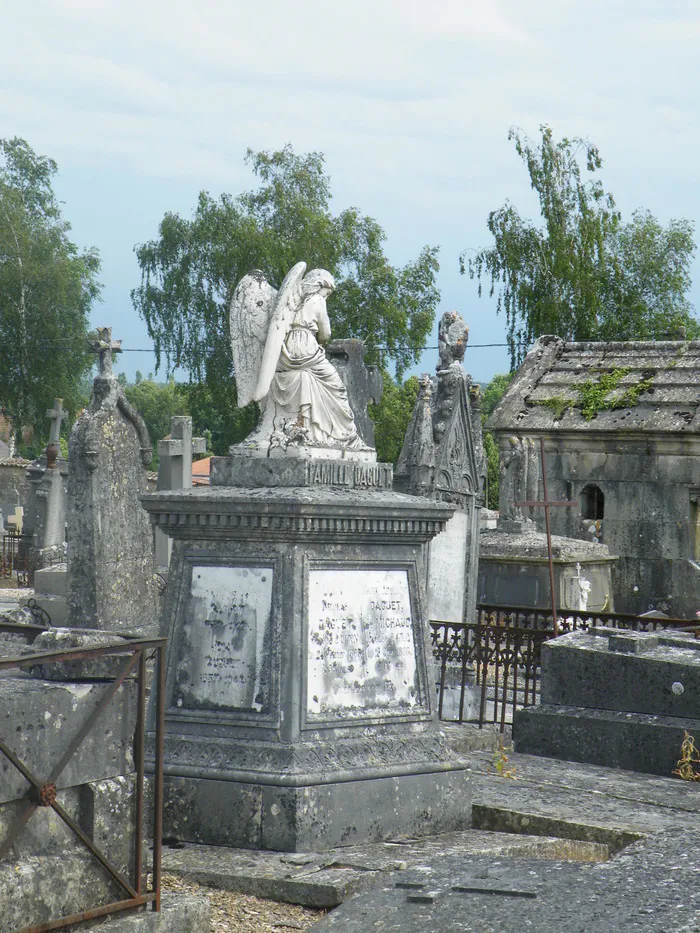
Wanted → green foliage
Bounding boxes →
[483,432,500,510]
[132,146,440,417]
[532,396,572,421]
[369,371,420,465]
[577,368,654,420]
[481,372,514,422]
[0,137,101,438]
[463,126,698,368]
[480,372,514,510]
[122,376,190,468]
[185,381,258,456]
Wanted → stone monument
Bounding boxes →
[154,416,206,570]
[142,264,470,852]
[395,310,486,627]
[67,328,159,637]
[515,626,700,776]
[22,398,69,572]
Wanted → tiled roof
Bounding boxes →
[489,336,700,434]
[0,457,31,467]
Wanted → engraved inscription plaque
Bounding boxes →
[307,568,421,718]
[175,565,273,712]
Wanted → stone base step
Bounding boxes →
[514,704,700,776]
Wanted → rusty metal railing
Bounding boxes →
[431,605,699,732]
[0,635,167,932]
[1,530,33,586]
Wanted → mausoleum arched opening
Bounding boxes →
[580,484,604,521]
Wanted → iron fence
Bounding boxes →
[0,630,167,932]
[1,530,33,586]
[431,604,698,732]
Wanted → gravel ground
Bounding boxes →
[162,872,328,932]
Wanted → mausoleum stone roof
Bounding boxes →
[488,336,700,435]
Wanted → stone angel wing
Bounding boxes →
[229,270,278,408]
[253,261,307,402]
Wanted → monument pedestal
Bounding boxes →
[142,458,471,851]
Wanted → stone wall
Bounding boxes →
[541,435,700,618]
[0,459,31,522]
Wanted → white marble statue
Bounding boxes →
[230,262,367,454]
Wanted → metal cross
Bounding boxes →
[90,327,122,376]
[516,436,577,636]
[45,397,67,444]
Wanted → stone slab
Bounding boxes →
[159,830,608,909]
[513,704,700,776]
[89,894,210,932]
[540,629,700,717]
[33,562,69,596]
[311,832,700,932]
[21,628,134,681]
[0,676,136,801]
[162,769,471,852]
[1,853,124,932]
[466,749,700,838]
[427,511,468,625]
[211,455,392,489]
[24,592,70,626]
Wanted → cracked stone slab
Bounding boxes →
[158,830,607,908]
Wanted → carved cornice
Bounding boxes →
[146,730,462,784]
[141,488,453,544]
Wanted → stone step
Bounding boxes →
[514,703,700,777]
[89,894,210,931]
[33,563,69,596]
[23,592,69,626]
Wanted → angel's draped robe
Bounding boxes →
[268,298,362,449]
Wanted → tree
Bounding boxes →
[0,137,101,438]
[132,146,440,448]
[369,372,421,465]
[480,372,514,510]
[463,126,697,368]
[121,375,190,469]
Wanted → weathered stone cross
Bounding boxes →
[90,327,122,376]
[155,416,207,568]
[516,436,577,636]
[45,398,67,445]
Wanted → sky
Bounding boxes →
[2,0,700,385]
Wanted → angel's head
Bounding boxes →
[302,269,335,299]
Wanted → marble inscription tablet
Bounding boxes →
[175,565,273,713]
[307,568,420,718]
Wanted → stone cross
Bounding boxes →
[155,416,206,568]
[46,398,67,445]
[516,437,577,636]
[6,505,23,533]
[90,327,122,376]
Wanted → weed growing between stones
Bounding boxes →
[672,731,700,781]
[490,738,517,779]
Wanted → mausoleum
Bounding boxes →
[488,336,700,617]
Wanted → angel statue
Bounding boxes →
[229,262,368,454]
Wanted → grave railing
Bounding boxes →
[431,604,696,732]
[0,632,167,932]
[1,530,33,586]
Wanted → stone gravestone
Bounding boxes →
[395,310,487,628]
[67,328,159,636]
[142,263,470,852]
[23,398,69,573]
[325,339,383,449]
[154,416,206,570]
[515,626,700,776]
